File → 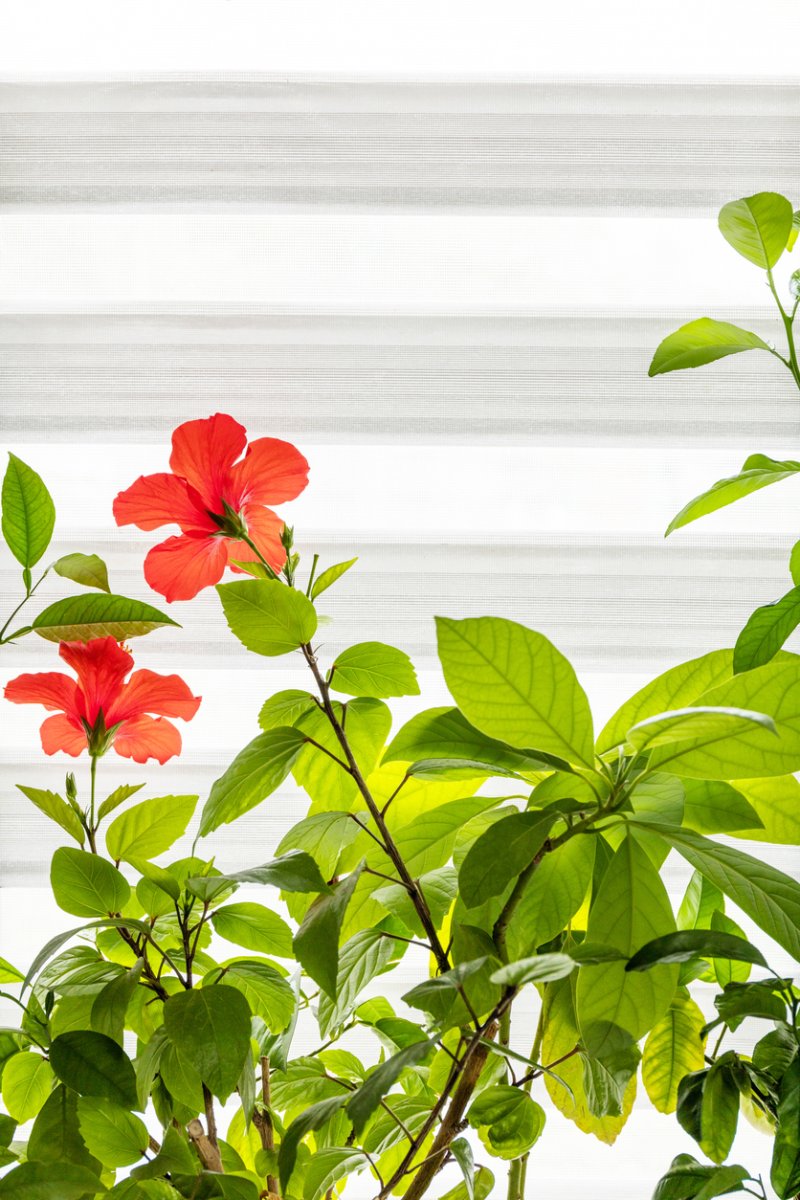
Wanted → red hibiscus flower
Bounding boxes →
[4,637,201,764]
[113,413,309,601]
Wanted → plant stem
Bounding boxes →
[253,1056,279,1196]
[767,267,800,390]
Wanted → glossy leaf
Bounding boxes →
[627,930,767,972]
[302,1147,368,1200]
[53,553,110,593]
[648,318,770,377]
[436,615,594,767]
[1,1053,53,1122]
[491,952,576,987]
[682,779,762,835]
[467,1085,545,1160]
[310,557,358,600]
[77,1097,148,1168]
[292,698,390,812]
[402,959,488,1022]
[384,705,554,775]
[734,585,800,673]
[731,775,800,844]
[199,728,306,835]
[211,903,293,957]
[217,578,317,656]
[91,961,143,1045]
[16,785,84,845]
[50,847,130,917]
[665,454,800,537]
[97,782,146,822]
[216,960,295,1031]
[293,865,364,996]
[225,850,330,894]
[652,1154,749,1200]
[33,593,178,643]
[0,1162,105,1199]
[718,191,793,268]
[163,985,251,1100]
[317,927,394,1037]
[459,810,555,908]
[347,1039,433,1134]
[504,836,595,961]
[772,1059,800,1199]
[106,794,197,862]
[1,453,55,567]
[627,706,774,753]
[330,641,419,698]
[49,1031,139,1109]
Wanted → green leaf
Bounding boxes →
[626,930,767,972]
[642,995,707,1115]
[51,847,130,917]
[258,689,316,731]
[648,658,800,779]
[1,1053,53,1121]
[163,985,251,1101]
[293,866,364,996]
[653,1154,749,1200]
[772,1059,800,1199]
[384,706,555,775]
[49,1030,139,1108]
[292,698,390,811]
[790,539,800,587]
[106,794,197,862]
[458,810,555,908]
[718,191,793,268]
[91,961,144,1044]
[665,454,800,537]
[575,834,678,1044]
[504,836,595,961]
[200,728,306,836]
[33,593,178,643]
[402,959,489,1021]
[700,1057,741,1164]
[581,1023,641,1119]
[317,928,395,1037]
[644,823,800,959]
[277,811,360,879]
[302,1147,368,1200]
[715,980,787,1028]
[627,706,775,753]
[16,785,84,845]
[450,1138,476,1200]
[53,553,110,593]
[1,453,55,567]
[217,579,317,656]
[467,1085,546,1160]
[435,616,594,767]
[491,953,577,987]
[211,903,293,957]
[347,1039,433,1135]
[0,1162,105,1199]
[682,780,762,835]
[214,960,295,1031]
[77,1097,148,1168]
[730,775,800,844]
[438,1168,496,1200]
[330,641,419,699]
[131,1125,195,1182]
[734,585,800,673]
[226,849,330,894]
[97,782,146,821]
[648,317,771,377]
[310,557,358,600]
[0,955,23,984]
[278,1096,346,1193]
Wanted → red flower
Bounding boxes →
[113,413,309,601]
[4,637,201,764]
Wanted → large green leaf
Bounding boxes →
[597,650,734,754]
[347,1039,433,1134]
[216,960,295,1031]
[77,1097,148,1168]
[665,454,800,537]
[16,785,84,845]
[1,1052,53,1121]
[163,985,251,1100]
[211,903,293,957]
[458,810,555,908]
[626,929,768,972]
[276,811,360,879]
[51,847,130,917]
[330,641,419,699]
[33,593,178,643]
[435,616,594,767]
[106,794,197,862]
[627,706,775,753]
[292,699,390,812]
[653,1154,749,1200]
[303,1148,368,1200]
[383,706,553,775]
[504,836,595,960]
[0,1162,105,1199]
[648,318,770,377]
[293,867,364,996]
[217,579,317,656]
[734,586,800,673]
[225,849,330,894]
[718,191,793,268]
[645,823,800,959]
[575,835,678,1044]
[1,453,55,568]
[681,779,762,835]
[648,658,800,779]
[199,728,306,835]
[731,775,800,844]
[317,928,394,1037]
[772,1059,800,1199]
[642,995,706,1115]
[49,1031,138,1109]
[53,553,110,593]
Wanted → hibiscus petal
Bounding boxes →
[4,671,79,715]
[59,639,133,726]
[108,668,201,725]
[40,713,87,757]
[113,714,182,765]
[169,413,247,510]
[113,472,214,534]
[230,505,286,574]
[144,533,229,602]
[229,437,310,506]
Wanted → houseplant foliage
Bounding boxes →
[3,412,800,1200]
[645,191,800,1200]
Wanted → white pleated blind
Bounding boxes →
[2,70,800,1196]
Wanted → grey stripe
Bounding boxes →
[2,78,799,210]
[0,307,794,446]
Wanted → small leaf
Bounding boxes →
[49,1030,139,1109]
[199,728,306,836]
[402,959,489,1021]
[642,995,707,1114]
[16,785,84,845]
[1,453,55,567]
[626,930,768,973]
[105,794,197,862]
[225,849,330,894]
[459,810,555,909]
[211,903,293,957]
[51,847,130,917]
[53,553,110,593]
[1,1053,53,1121]
[734,585,800,673]
[278,1096,346,1193]
[33,593,178,643]
[490,953,576,987]
[217,578,317,656]
[293,866,363,996]
[330,641,419,699]
[718,191,793,268]
[163,985,251,1101]
[384,705,556,775]
[311,557,358,600]
[665,453,800,537]
[302,1147,368,1200]
[96,782,146,822]
[258,689,316,731]
[649,317,771,377]
[77,1097,148,1168]
[91,961,144,1044]
[347,1040,433,1134]
[467,1085,546,1160]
